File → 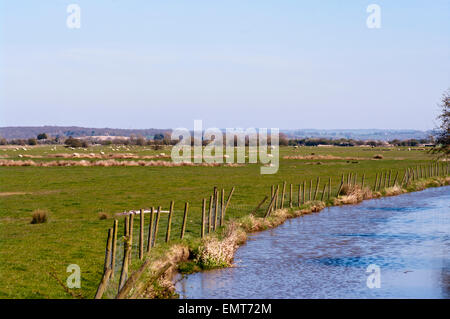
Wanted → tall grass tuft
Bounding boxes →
[30,209,48,224]
[98,212,109,220]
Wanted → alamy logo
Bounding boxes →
[366,4,381,29]
[366,264,381,289]
[66,264,81,288]
[171,120,279,174]
[66,4,81,29]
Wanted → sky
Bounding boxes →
[0,0,449,130]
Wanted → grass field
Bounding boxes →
[0,144,441,298]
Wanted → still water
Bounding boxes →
[176,186,450,298]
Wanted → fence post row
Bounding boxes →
[101,162,450,298]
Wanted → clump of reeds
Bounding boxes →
[30,209,48,224]
[195,222,245,269]
[334,184,373,205]
[384,185,404,196]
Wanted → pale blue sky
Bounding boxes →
[1,0,449,130]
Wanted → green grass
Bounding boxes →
[0,144,443,298]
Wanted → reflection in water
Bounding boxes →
[176,186,450,299]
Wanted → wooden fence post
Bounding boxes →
[212,187,217,230]
[214,189,219,231]
[393,171,399,186]
[220,189,225,226]
[379,171,383,189]
[337,174,344,197]
[103,228,113,272]
[298,184,301,207]
[275,185,280,209]
[118,215,130,293]
[146,207,155,252]
[111,219,118,279]
[309,180,312,201]
[165,201,174,243]
[361,173,365,189]
[201,199,206,238]
[379,172,384,190]
[320,183,327,202]
[251,196,269,215]
[400,170,406,186]
[208,195,213,233]
[265,188,278,218]
[302,181,306,204]
[124,214,129,238]
[313,177,320,201]
[280,181,286,209]
[128,213,134,265]
[181,202,189,239]
[152,207,161,247]
[271,185,274,211]
[95,228,113,299]
[95,268,112,299]
[328,177,331,200]
[289,184,293,208]
[223,187,235,220]
[373,172,378,191]
[139,209,144,260]
[388,171,391,187]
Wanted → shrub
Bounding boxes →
[37,133,48,140]
[65,137,88,148]
[373,154,384,159]
[31,209,48,224]
[27,138,37,146]
[136,136,146,146]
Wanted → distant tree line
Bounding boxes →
[286,137,432,147]
[0,132,434,148]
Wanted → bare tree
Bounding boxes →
[432,88,450,157]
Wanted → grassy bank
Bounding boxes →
[0,144,446,298]
[112,176,450,299]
